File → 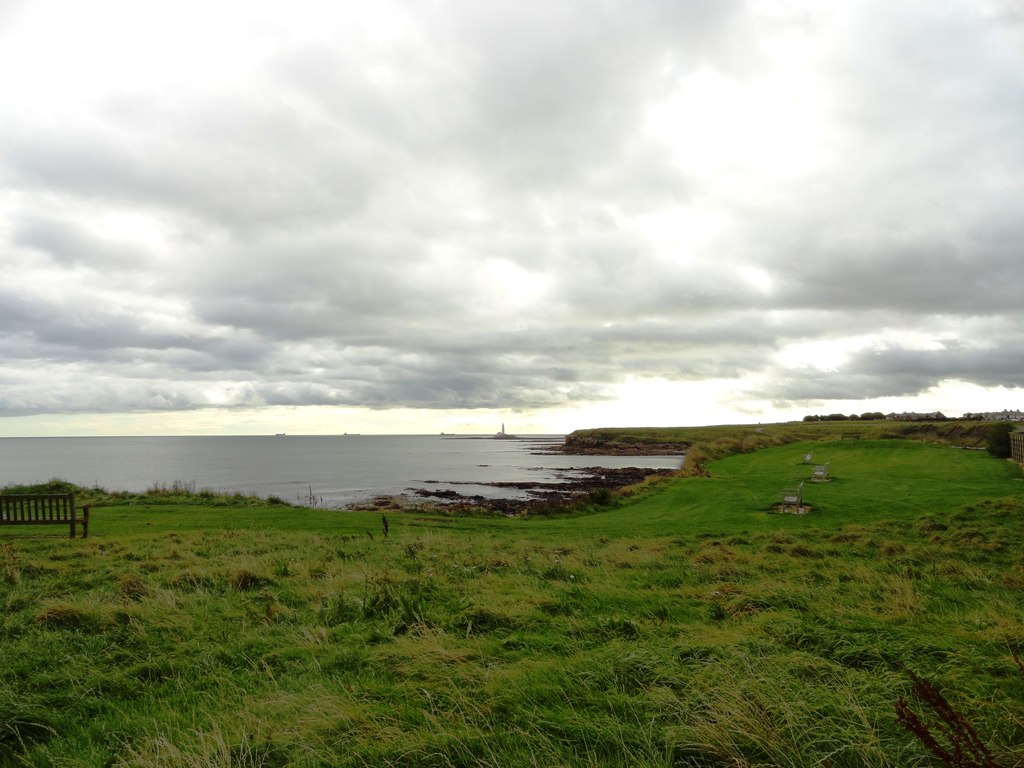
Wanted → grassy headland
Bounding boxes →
[1,430,1022,766]
[565,420,996,477]
[566,419,994,450]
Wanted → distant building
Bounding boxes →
[963,410,1024,422]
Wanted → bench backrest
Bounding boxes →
[1,493,87,538]
[1,493,76,522]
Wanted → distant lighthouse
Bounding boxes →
[494,423,516,439]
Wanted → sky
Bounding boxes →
[2,0,1023,436]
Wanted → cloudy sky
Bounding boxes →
[2,0,1023,436]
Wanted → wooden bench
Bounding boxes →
[812,462,831,482]
[0,494,89,538]
[780,481,804,514]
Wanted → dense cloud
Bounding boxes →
[1,0,1022,425]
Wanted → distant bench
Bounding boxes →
[0,494,89,538]
[779,481,804,514]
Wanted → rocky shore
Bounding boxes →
[348,464,677,516]
[345,433,685,515]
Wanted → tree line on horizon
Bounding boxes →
[802,411,891,422]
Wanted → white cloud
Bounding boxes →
[0,0,1022,436]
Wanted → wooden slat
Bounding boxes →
[0,494,85,537]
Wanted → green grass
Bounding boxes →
[579,439,1021,535]
[567,420,997,477]
[1,439,1023,766]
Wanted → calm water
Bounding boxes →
[0,435,682,508]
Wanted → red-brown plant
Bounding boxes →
[895,673,1001,768]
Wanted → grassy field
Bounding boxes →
[2,438,1023,766]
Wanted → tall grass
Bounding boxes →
[1,438,1022,766]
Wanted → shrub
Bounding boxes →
[985,422,1013,458]
[1,478,78,496]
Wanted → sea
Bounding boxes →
[0,435,683,508]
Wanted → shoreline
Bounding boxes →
[346,464,678,515]
[346,434,686,513]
